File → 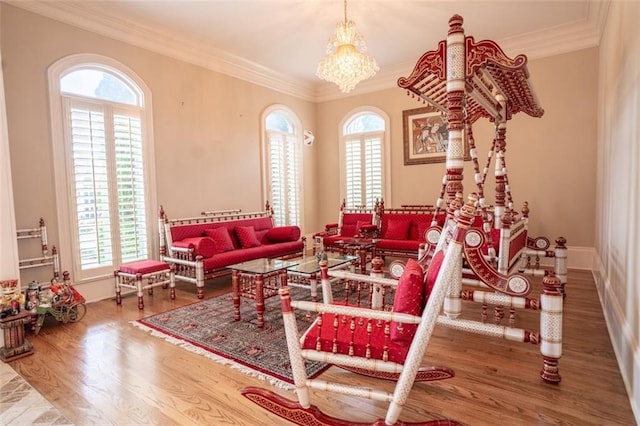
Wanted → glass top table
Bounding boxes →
[287,255,356,275]
[228,258,299,328]
[327,238,377,273]
[287,254,357,303]
[228,258,299,274]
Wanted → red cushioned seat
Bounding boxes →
[300,313,411,364]
[119,260,170,275]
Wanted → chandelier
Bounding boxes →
[316,0,379,93]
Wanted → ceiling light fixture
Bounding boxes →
[316,0,379,93]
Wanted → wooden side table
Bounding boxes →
[229,258,299,328]
[0,311,34,362]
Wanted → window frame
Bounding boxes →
[48,54,158,283]
[261,104,304,229]
[339,107,392,208]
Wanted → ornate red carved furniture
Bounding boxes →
[313,199,379,254]
[159,204,305,298]
[373,201,445,261]
[0,311,33,362]
[114,260,175,310]
[316,199,448,263]
[241,195,478,425]
[397,15,564,384]
[228,258,298,328]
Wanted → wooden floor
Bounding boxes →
[7,269,636,426]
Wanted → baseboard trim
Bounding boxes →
[534,245,594,270]
[592,258,640,424]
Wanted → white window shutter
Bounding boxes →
[69,104,114,269]
[114,112,148,263]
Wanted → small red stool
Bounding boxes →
[114,260,175,309]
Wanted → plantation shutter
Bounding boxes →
[268,132,300,226]
[345,138,363,207]
[285,134,300,225]
[364,135,383,208]
[342,111,386,209]
[70,103,113,269]
[67,99,147,272]
[269,133,286,226]
[114,113,148,263]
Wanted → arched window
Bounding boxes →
[340,108,390,208]
[49,55,157,282]
[262,105,303,227]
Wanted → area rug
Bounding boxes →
[131,286,327,390]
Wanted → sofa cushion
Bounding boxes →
[390,258,424,343]
[356,220,375,236]
[383,219,411,240]
[266,226,301,243]
[173,236,216,258]
[204,227,235,253]
[119,260,169,275]
[235,226,262,248]
[202,240,305,270]
[340,213,374,237]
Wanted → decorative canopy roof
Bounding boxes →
[398,16,544,124]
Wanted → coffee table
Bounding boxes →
[229,258,299,328]
[330,238,377,273]
[287,255,357,303]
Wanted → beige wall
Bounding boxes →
[316,48,598,250]
[1,5,317,288]
[595,0,640,420]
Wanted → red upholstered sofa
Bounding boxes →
[159,205,305,298]
[373,205,445,260]
[312,200,379,254]
[314,200,446,262]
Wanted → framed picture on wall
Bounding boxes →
[403,106,449,165]
[403,106,472,166]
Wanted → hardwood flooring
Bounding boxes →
[6,269,636,425]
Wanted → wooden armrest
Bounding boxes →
[170,246,193,253]
[290,300,421,325]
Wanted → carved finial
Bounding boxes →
[555,236,567,248]
[159,205,165,219]
[448,15,464,34]
[501,208,513,228]
[371,257,384,273]
[522,201,529,218]
[542,272,562,296]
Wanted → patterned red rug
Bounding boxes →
[131,286,326,389]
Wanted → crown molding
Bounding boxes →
[6,0,317,101]
[7,0,606,103]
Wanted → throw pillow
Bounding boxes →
[383,219,410,240]
[425,250,445,299]
[266,226,301,243]
[356,220,374,236]
[235,225,262,248]
[178,236,216,258]
[390,258,425,343]
[204,227,235,253]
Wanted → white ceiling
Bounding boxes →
[9,0,608,101]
